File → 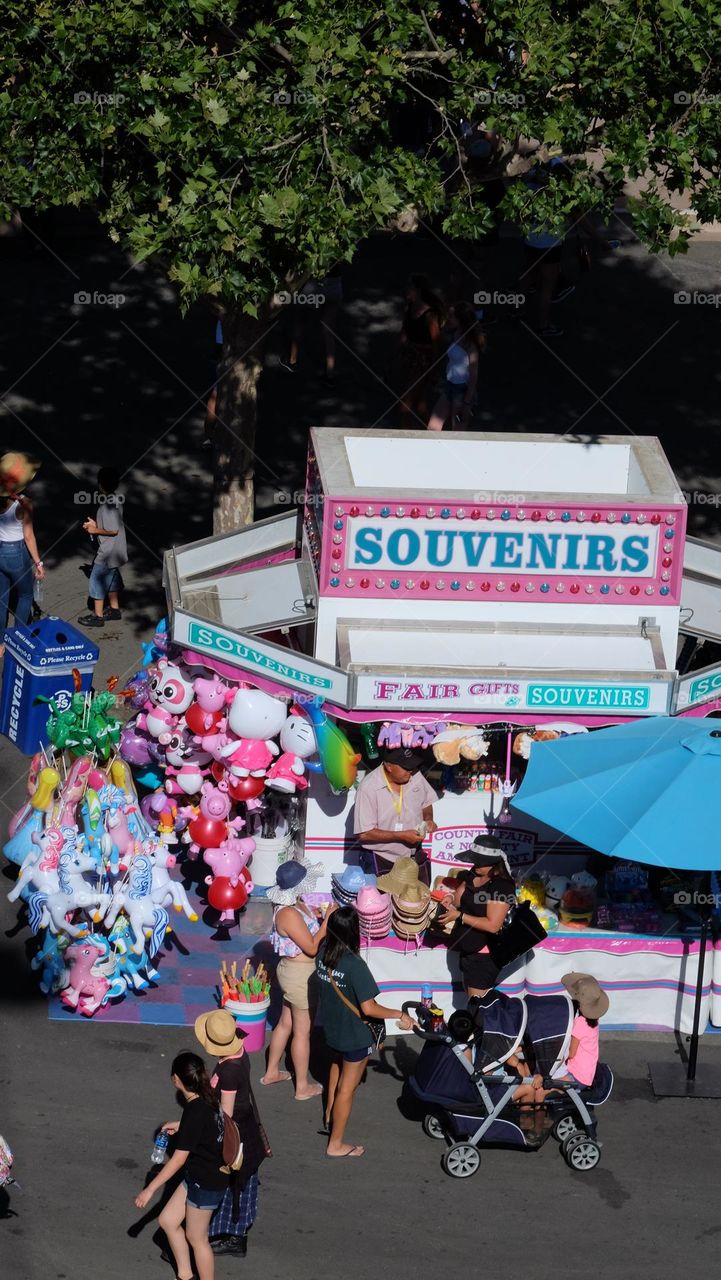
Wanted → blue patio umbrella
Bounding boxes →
[511,715,721,870]
[511,716,721,1096]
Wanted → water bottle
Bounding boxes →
[421,983,433,1009]
[33,576,44,611]
[150,1131,169,1165]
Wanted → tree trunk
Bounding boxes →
[212,303,269,534]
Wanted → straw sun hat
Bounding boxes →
[376,857,422,897]
[0,452,40,496]
[195,1008,247,1056]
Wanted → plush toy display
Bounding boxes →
[432,725,491,766]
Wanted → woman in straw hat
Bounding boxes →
[194,1009,267,1260]
[438,836,517,998]
[0,452,44,637]
[262,859,334,1099]
[316,905,415,1157]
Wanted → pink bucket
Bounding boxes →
[223,997,271,1053]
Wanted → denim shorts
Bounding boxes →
[340,1044,374,1064]
[88,560,122,600]
[184,1179,227,1210]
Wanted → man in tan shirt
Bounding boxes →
[353,748,438,885]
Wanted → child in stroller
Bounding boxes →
[404,983,613,1178]
[514,972,608,1106]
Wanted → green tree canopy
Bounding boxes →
[3,0,721,525]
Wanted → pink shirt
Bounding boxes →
[566,1015,599,1087]
[353,765,437,864]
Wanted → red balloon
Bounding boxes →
[184,702,210,736]
[228,775,265,802]
[188,814,227,850]
[208,876,248,912]
[211,760,226,784]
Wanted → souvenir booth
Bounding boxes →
[165,428,721,1035]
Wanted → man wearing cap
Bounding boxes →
[353,747,438,886]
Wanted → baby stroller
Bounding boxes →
[404,991,613,1178]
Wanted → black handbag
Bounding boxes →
[486,900,547,969]
[330,975,386,1051]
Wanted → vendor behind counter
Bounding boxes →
[353,747,438,885]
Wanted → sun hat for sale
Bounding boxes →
[381,747,427,772]
[561,972,610,1019]
[376,857,421,896]
[391,881,430,907]
[0,452,40,496]
[266,858,323,907]
[356,886,390,917]
[194,1008,247,1056]
[332,865,367,906]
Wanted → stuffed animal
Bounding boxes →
[517,875,546,909]
[513,728,561,760]
[432,725,490,766]
[544,873,570,911]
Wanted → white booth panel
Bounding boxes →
[344,437,635,496]
[340,623,662,673]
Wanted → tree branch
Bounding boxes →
[321,124,346,206]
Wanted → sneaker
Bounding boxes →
[538,324,564,339]
[77,613,104,627]
[211,1234,247,1257]
[103,608,122,620]
[551,283,575,304]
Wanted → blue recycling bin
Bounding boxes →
[0,616,99,754]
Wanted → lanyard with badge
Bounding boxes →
[383,768,404,831]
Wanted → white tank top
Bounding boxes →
[0,500,24,542]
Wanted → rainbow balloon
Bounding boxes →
[301,701,360,793]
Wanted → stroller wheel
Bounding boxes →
[563,1132,601,1171]
[552,1114,580,1144]
[422,1113,445,1141]
[442,1143,481,1179]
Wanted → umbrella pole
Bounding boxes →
[686,913,709,1082]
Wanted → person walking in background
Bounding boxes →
[0,452,44,637]
[262,859,333,1098]
[134,1051,226,1280]
[280,266,343,384]
[194,1010,268,1260]
[316,906,415,1157]
[396,275,444,428]
[77,467,127,628]
[427,302,485,431]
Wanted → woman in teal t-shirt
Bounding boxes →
[316,906,413,1158]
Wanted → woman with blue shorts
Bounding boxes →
[135,1052,227,1280]
[316,906,414,1158]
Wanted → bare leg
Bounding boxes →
[158,1183,193,1280]
[326,1057,367,1156]
[427,393,449,432]
[290,1005,322,1099]
[321,302,339,376]
[261,1002,293,1084]
[108,590,120,610]
[92,597,104,619]
[185,1204,215,1280]
[325,1055,341,1128]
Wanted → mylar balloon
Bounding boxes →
[208,876,248,913]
